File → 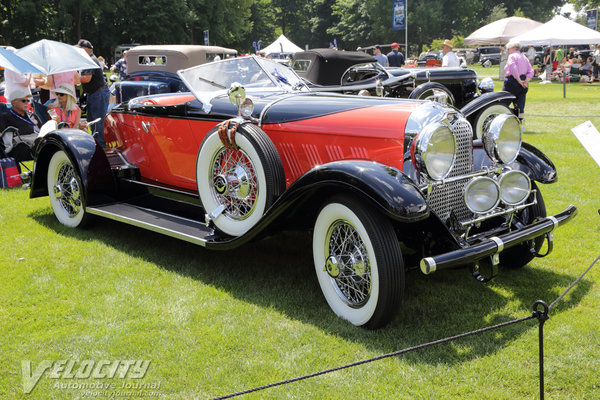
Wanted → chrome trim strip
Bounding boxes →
[86,205,209,247]
[420,166,503,191]
[459,198,536,228]
[489,236,504,253]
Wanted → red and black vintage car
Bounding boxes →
[28,56,576,329]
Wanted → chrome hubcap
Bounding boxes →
[325,220,371,307]
[210,147,258,221]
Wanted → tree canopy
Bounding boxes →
[0,0,571,62]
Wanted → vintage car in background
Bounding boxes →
[28,56,577,329]
[416,50,442,66]
[110,45,238,104]
[292,48,515,138]
[478,46,502,66]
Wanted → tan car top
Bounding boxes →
[125,45,238,74]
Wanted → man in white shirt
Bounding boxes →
[526,45,537,66]
[441,39,459,67]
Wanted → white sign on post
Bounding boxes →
[571,121,600,169]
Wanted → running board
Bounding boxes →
[86,203,215,247]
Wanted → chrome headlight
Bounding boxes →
[478,77,494,93]
[499,170,531,205]
[240,98,254,118]
[482,114,522,164]
[464,177,500,214]
[412,122,456,180]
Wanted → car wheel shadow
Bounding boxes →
[31,209,591,365]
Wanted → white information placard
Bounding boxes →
[571,121,600,169]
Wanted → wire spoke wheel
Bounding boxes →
[55,161,81,217]
[197,123,285,237]
[326,220,372,307]
[210,147,258,221]
[313,196,404,329]
[47,150,87,228]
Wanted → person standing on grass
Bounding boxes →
[543,46,553,81]
[593,44,600,81]
[502,40,534,127]
[526,45,537,67]
[76,39,109,148]
[373,45,389,67]
[441,40,459,67]
[387,42,405,67]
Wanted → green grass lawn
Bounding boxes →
[1,81,600,399]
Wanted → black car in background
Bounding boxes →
[291,48,516,138]
[478,46,502,66]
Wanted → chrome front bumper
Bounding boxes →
[420,205,578,274]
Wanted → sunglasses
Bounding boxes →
[56,93,66,97]
[18,98,32,103]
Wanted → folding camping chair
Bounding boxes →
[1,126,35,173]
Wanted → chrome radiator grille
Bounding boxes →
[427,118,474,224]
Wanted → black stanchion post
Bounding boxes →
[533,300,549,400]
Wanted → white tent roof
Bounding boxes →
[512,15,600,46]
[259,34,303,55]
[464,16,543,45]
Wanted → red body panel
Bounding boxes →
[262,104,418,186]
[105,102,419,191]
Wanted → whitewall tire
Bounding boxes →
[197,123,284,237]
[47,150,87,228]
[313,196,404,329]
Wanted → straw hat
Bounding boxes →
[52,82,77,99]
[442,39,454,49]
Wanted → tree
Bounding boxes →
[327,0,373,50]
[309,0,338,48]
[571,0,600,8]
[488,5,508,23]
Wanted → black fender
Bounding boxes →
[29,129,116,205]
[473,141,557,184]
[515,142,557,183]
[408,82,455,105]
[271,160,429,223]
[460,91,515,118]
[205,160,429,250]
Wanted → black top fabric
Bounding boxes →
[80,54,107,94]
[293,49,376,86]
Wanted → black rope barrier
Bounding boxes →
[209,255,599,400]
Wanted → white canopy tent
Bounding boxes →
[259,34,303,55]
[464,16,543,45]
[512,15,600,45]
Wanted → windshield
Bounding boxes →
[178,55,308,112]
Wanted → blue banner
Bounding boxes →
[587,9,597,31]
[392,0,406,31]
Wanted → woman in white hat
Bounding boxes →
[48,82,81,129]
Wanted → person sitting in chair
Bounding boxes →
[47,83,81,129]
[0,89,41,163]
